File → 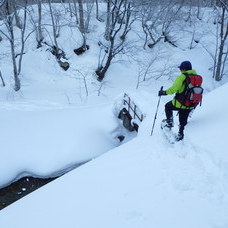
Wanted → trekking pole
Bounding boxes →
[150,86,163,136]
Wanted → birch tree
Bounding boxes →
[104,0,111,41]
[73,0,92,55]
[46,0,69,70]
[0,0,31,91]
[95,0,135,81]
[0,69,5,87]
[140,0,184,49]
[36,0,43,48]
[95,0,102,21]
[214,0,228,81]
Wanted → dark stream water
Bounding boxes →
[0,160,88,210]
[0,176,57,210]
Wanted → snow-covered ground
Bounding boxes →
[0,3,228,228]
[0,83,228,228]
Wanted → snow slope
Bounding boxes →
[0,3,227,227]
[0,83,228,228]
[0,102,122,188]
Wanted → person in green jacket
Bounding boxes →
[158,61,196,141]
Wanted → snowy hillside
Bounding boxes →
[0,102,121,187]
[0,83,228,228]
[0,2,228,227]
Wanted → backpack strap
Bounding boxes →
[174,73,188,101]
[182,72,190,85]
[175,73,196,108]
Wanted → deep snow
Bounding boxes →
[0,85,228,228]
[0,2,228,228]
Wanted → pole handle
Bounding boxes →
[150,86,163,136]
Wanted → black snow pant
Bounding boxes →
[165,101,192,135]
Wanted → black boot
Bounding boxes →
[176,126,184,141]
[161,118,174,129]
[176,132,184,141]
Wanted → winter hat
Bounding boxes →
[178,61,192,70]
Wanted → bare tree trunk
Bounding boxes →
[84,2,93,33]
[9,30,21,91]
[104,0,111,41]
[36,0,43,48]
[15,9,22,29]
[120,2,133,40]
[96,0,134,81]
[96,40,114,81]
[0,70,6,87]
[72,0,79,24]
[73,0,92,55]
[78,0,86,46]
[6,0,22,29]
[48,0,59,50]
[47,0,69,70]
[95,0,99,21]
[68,0,73,17]
[139,0,183,49]
[5,1,21,91]
[0,0,34,91]
[18,0,28,76]
[4,0,14,14]
[215,4,228,81]
[47,0,64,58]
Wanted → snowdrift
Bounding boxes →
[0,83,228,228]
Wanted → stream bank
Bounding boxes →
[0,176,57,210]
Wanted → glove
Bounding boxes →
[158,90,167,96]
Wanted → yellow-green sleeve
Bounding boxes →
[166,74,186,95]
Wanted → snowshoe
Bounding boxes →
[161,120,176,144]
[175,132,184,141]
[161,119,173,129]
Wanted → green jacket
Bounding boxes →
[165,69,197,109]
